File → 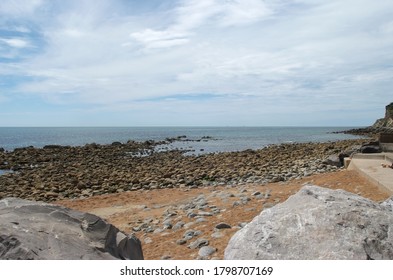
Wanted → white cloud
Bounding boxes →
[0,37,29,48]
[131,28,190,49]
[0,0,43,17]
[1,0,393,125]
[131,0,273,49]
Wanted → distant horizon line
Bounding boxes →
[0,125,366,128]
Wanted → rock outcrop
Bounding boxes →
[224,185,393,260]
[0,197,144,260]
[373,102,393,128]
[340,102,393,136]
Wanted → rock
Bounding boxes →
[224,185,393,260]
[172,221,185,230]
[360,144,381,154]
[381,196,393,212]
[0,198,144,260]
[176,239,187,245]
[183,229,201,240]
[238,222,248,228]
[144,237,153,244]
[188,238,209,249]
[196,211,213,216]
[215,222,231,229]
[211,232,224,239]
[195,217,208,223]
[323,155,341,167]
[198,246,217,257]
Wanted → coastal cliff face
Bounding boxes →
[373,102,393,128]
[339,102,393,136]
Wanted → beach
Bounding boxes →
[1,138,367,202]
[1,135,390,259]
[56,169,391,259]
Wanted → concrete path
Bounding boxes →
[348,153,393,194]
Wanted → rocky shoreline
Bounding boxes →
[0,137,370,202]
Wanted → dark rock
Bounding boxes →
[43,145,64,149]
[0,198,144,260]
[224,185,393,260]
[215,222,232,229]
[360,145,381,153]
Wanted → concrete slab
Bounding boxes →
[348,153,393,194]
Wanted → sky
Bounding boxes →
[0,0,393,127]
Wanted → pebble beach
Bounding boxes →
[0,137,368,202]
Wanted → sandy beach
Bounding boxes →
[56,169,391,259]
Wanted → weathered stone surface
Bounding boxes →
[198,246,217,257]
[0,197,144,260]
[224,185,393,260]
[381,197,393,212]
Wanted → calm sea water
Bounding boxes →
[0,127,363,154]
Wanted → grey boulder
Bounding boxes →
[224,185,393,260]
[0,197,143,260]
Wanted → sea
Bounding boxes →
[0,127,364,155]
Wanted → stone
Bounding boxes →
[195,217,208,223]
[215,222,231,229]
[196,211,213,216]
[188,238,209,249]
[381,196,393,212]
[144,237,153,244]
[211,232,224,239]
[183,229,201,240]
[172,221,185,230]
[198,246,217,257]
[176,239,187,245]
[0,197,143,260]
[360,145,381,153]
[224,185,393,260]
[323,155,341,167]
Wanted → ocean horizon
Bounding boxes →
[0,126,365,154]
